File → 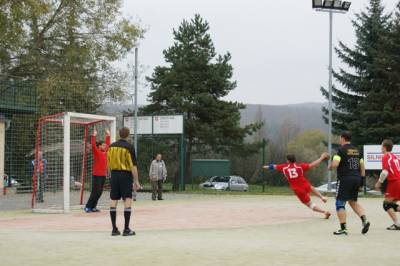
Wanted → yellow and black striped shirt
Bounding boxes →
[107,139,137,172]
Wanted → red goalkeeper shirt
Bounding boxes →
[91,135,110,177]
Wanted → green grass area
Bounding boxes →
[141,182,293,195]
[140,182,382,198]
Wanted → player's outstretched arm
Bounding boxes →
[309,152,330,169]
[262,164,277,171]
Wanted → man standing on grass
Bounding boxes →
[107,127,141,236]
[374,139,400,230]
[149,153,167,201]
[329,132,370,236]
[84,128,110,213]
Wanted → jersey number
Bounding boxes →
[347,158,359,170]
[288,168,298,179]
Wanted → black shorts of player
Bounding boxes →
[336,176,362,201]
[110,171,133,200]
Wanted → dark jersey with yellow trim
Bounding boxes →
[336,144,362,178]
[107,139,137,172]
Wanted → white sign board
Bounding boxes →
[123,116,153,135]
[363,145,400,170]
[153,115,183,134]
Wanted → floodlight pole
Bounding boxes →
[328,10,333,191]
[134,47,139,155]
[314,3,350,191]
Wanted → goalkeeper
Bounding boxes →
[84,128,110,213]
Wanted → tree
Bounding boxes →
[0,0,142,113]
[372,3,400,143]
[321,0,392,144]
[142,14,259,178]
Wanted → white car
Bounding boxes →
[316,181,380,195]
[199,176,249,192]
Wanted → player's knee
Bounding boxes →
[308,202,316,210]
[383,201,399,212]
[336,200,346,211]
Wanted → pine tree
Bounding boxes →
[321,0,392,144]
[142,14,259,177]
[373,3,400,142]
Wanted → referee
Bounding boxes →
[329,132,370,235]
[107,127,141,236]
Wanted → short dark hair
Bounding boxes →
[119,127,130,139]
[96,141,105,147]
[382,139,394,152]
[340,131,351,142]
[286,154,296,163]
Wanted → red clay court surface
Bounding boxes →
[0,195,313,231]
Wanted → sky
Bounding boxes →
[121,0,399,106]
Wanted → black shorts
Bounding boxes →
[336,176,361,201]
[110,171,133,200]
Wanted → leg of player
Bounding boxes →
[310,186,328,203]
[110,200,120,236]
[122,198,135,236]
[383,199,400,230]
[334,200,348,235]
[348,200,370,234]
[306,201,331,219]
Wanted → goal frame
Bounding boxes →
[32,112,116,213]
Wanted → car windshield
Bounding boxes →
[211,176,230,183]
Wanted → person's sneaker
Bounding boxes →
[386,224,400,230]
[362,221,370,235]
[111,228,121,236]
[91,208,101,212]
[333,229,348,235]
[84,207,92,213]
[158,198,164,201]
[123,228,136,236]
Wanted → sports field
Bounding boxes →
[0,194,398,266]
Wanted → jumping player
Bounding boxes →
[263,152,331,219]
[329,132,370,235]
[374,139,400,230]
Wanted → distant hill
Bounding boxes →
[240,103,327,141]
[99,102,328,140]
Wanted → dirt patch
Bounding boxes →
[0,196,314,231]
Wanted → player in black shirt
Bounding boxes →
[329,132,370,235]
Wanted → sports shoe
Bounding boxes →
[91,208,101,212]
[386,224,400,230]
[123,228,136,236]
[362,221,370,235]
[333,229,348,235]
[111,228,121,236]
[84,207,92,213]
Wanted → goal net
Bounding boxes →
[32,112,116,213]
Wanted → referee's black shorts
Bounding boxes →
[110,171,133,200]
[336,176,362,201]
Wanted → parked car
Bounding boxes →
[3,175,20,187]
[199,175,249,192]
[316,181,380,195]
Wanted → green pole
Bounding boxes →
[262,138,266,193]
[179,134,185,191]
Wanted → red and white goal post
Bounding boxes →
[32,112,116,213]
